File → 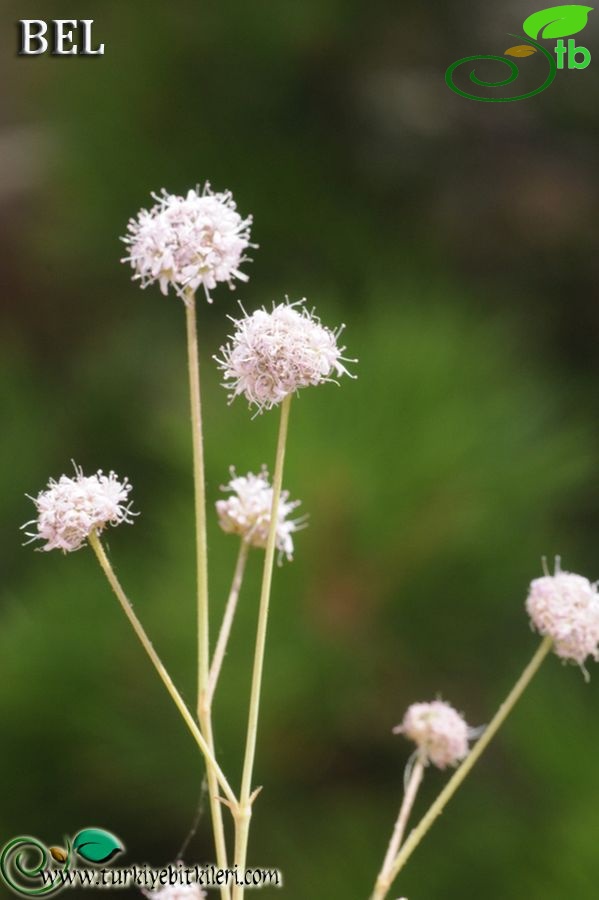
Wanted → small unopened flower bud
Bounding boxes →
[394,700,474,769]
[122,184,253,302]
[22,465,135,553]
[526,565,599,668]
[215,299,355,413]
[216,467,304,561]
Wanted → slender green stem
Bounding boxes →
[370,757,425,900]
[208,539,251,703]
[233,395,292,900]
[184,293,210,713]
[88,531,237,809]
[185,293,231,900]
[381,636,553,898]
[198,713,231,900]
[204,539,250,900]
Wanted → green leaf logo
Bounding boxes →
[523,5,593,39]
[72,828,123,864]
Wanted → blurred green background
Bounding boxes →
[1,1,599,897]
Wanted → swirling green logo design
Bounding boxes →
[0,829,123,896]
[446,4,593,101]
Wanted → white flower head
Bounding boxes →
[526,559,599,672]
[143,884,206,900]
[216,466,304,561]
[394,700,474,769]
[23,464,135,553]
[121,184,253,303]
[215,299,356,413]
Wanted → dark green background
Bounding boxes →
[1,1,599,897]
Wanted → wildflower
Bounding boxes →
[215,299,355,413]
[23,466,134,553]
[122,184,253,302]
[526,564,599,668]
[216,467,304,561]
[394,700,473,769]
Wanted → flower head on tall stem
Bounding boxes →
[122,184,253,303]
[526,559,599,672]
[215,299,356,413]
[143,881,207,899]
[22,465,134,553]
[216,467,304,561]
[394,700,475,770]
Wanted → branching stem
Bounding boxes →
[378,636,553,899]
[89,531,237,809]
[208,539,251,703]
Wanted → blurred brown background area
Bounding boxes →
[1,2,599,898]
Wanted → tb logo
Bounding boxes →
[446,4,593,102]
[555,37,592,66]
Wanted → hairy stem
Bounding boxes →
[233,395,292,900]
[370,757,425,900]
[382,635,553,897]
[208,539,251,703]
[185,293,231,899]
[88,531,237,808]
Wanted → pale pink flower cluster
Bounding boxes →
[216,467,303,561]
[394,700,473,769]
[143,883,206,900]
[215,300,354,412]
[23,466,134,553]
[526,569,599,667]
[122,185,253,302]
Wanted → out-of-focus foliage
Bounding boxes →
[1,1,599,898]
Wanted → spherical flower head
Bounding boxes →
[526,567,599,668]
[121,184,253,302]
[215,299,356,413]
[216,466,304,561]
[394,700,472,769]
[143,883,206,900]
[23,465,134,553]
